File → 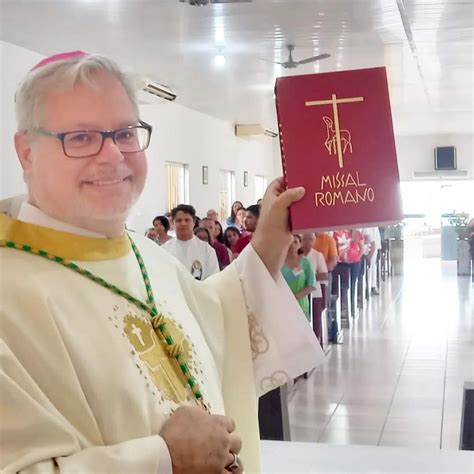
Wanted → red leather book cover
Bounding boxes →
[275,67,402,232]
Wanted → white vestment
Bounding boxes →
[0,203,324,473]
[163,235,219,281]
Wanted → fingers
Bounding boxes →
[161,407,242,473]
[226,417,236,433]
[213,414,236,433]
[224,451,237,469]
[265,177,286,197]
[228,433,242,455]
[264,177,305,205]
[223,440,242,474]
[277,186,306,207]
[264,177,306,210]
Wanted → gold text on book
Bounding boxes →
[314,171,375,207]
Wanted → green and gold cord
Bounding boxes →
[1,237,206,408]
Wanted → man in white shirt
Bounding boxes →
[163,204,219,280]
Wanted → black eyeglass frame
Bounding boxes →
[33,120,153,158]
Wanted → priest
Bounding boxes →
[0,51,324,473]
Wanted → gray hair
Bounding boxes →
[15,54,140,132]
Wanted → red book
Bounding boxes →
[275,67,402,232]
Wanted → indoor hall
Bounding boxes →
[289,259,473,450]
[1,0,473,473]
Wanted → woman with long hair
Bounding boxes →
[281,234,316,322]
[236,208,247,232]
[225,201,244,227]
[214,220,225,244]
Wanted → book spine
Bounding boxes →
[274,83,288,191]
[274,82,294,231]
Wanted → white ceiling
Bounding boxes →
[1,0,473,135]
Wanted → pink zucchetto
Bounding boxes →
[31,51,88,71]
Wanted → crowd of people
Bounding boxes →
[144,201,261,278]
[144,201,384,328]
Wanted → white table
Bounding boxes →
[261,440,474,473]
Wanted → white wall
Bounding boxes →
[130,103,274,232]
[395,134,474,181]
[0,41,276,233]
[0,41,44,198]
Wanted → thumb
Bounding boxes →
[278,186,305,207]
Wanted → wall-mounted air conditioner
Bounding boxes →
[141,80,176,101]
[235,124,278,138]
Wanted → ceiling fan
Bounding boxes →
[265,45,330,69]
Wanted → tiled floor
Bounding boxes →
[288,258,473,450]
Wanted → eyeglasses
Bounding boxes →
[34,120,152,158]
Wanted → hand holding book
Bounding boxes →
[251,177,305,279]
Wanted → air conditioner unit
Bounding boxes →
[141,80,177,102]
[235,124,278,138]
[413,170,468,179]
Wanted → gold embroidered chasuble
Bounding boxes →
[0,213,324,473]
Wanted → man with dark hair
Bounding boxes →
[201,217,230,269]
[170,203,195,221]
[234,204,260,255]
[164,204,219,280]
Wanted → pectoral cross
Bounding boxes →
[131,324,145,347]
[124,314,189,403]
[306,94,364,168]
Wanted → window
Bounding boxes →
[166,162,189,212]
[255,175,268,202]
[219,170,235,221]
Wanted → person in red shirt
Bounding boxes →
[333,229,364,265]
[234,204,260,255]
[201,217,230,269]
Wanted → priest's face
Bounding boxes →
[16,71,147,234]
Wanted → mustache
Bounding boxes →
[82,166,132,182]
